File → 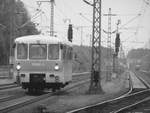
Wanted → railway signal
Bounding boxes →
[68,24,73,42]
[115,33,120,56]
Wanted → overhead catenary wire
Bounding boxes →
[55,4,68,19]
[60,0,78,23]
[110,14,142,33]
[143,0,150,6]
[79,13,92,23]
[18,9,43,29]
[24,3,39,12]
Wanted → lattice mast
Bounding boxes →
[50,0,54,36]
[107,8,112,59]
[106,8,112,81]
[89,0,103,93]
[37,0,55,36]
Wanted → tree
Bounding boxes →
[0,0,40,65]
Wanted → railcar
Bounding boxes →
[13,35,73,92]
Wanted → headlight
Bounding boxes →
[16,64,21,71]
[54,64,59,71]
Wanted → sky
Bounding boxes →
[21,0,150,53]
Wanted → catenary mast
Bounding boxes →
[83,0,103,94]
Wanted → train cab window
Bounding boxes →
[29,44,47,59]
[17,43,28,59]
[48,44,59,60]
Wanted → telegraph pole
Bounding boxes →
[37,0,55,36]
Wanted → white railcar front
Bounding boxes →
[13,35,73,92]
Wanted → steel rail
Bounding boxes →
[134,71,150,88]
[68,89,150,113]
[0,84,19,90]
[114,91,150,113]
[67,71,133,113]
[0,72,91,112]
[0,72,90,91]
[0,94,26,103]
[67,71,150,113]
[0,83,15,87]
[114,71,150,113]
[0,76,90,113]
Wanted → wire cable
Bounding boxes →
[18,9,42,29]
[79,13,92,23]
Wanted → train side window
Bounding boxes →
[69,47,73,60]
[66,47,69,60]
[67,47,72,60]
[63,45,66,59]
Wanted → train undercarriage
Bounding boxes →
[22,82,69,93]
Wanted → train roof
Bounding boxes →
[15,35,72,46]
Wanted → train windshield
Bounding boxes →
[29,44,47,59]
[17,43,28,59]
[48,44,59,60]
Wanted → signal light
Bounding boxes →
[68,24,73,42]
[115,33,120,55]
[115,33,120,48]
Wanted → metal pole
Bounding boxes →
[81,26,83,46]
[9,0,15,78]
[37,0,55,36]
[50,0,54,36]
[114,20,121,73]
[89,0,103,94]
[106,8,112,81]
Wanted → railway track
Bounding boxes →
[0,72,90,113]
[69,90,150,113]
[134,71,150,88]
[67,71,150,113]
[114,89,150,113]
[0,72,90,91]
[0,84,20,90]
[114,70,150,113]
[0,94,26,103]
[0,72,90,102]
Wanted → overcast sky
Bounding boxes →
[21,0,150,53]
